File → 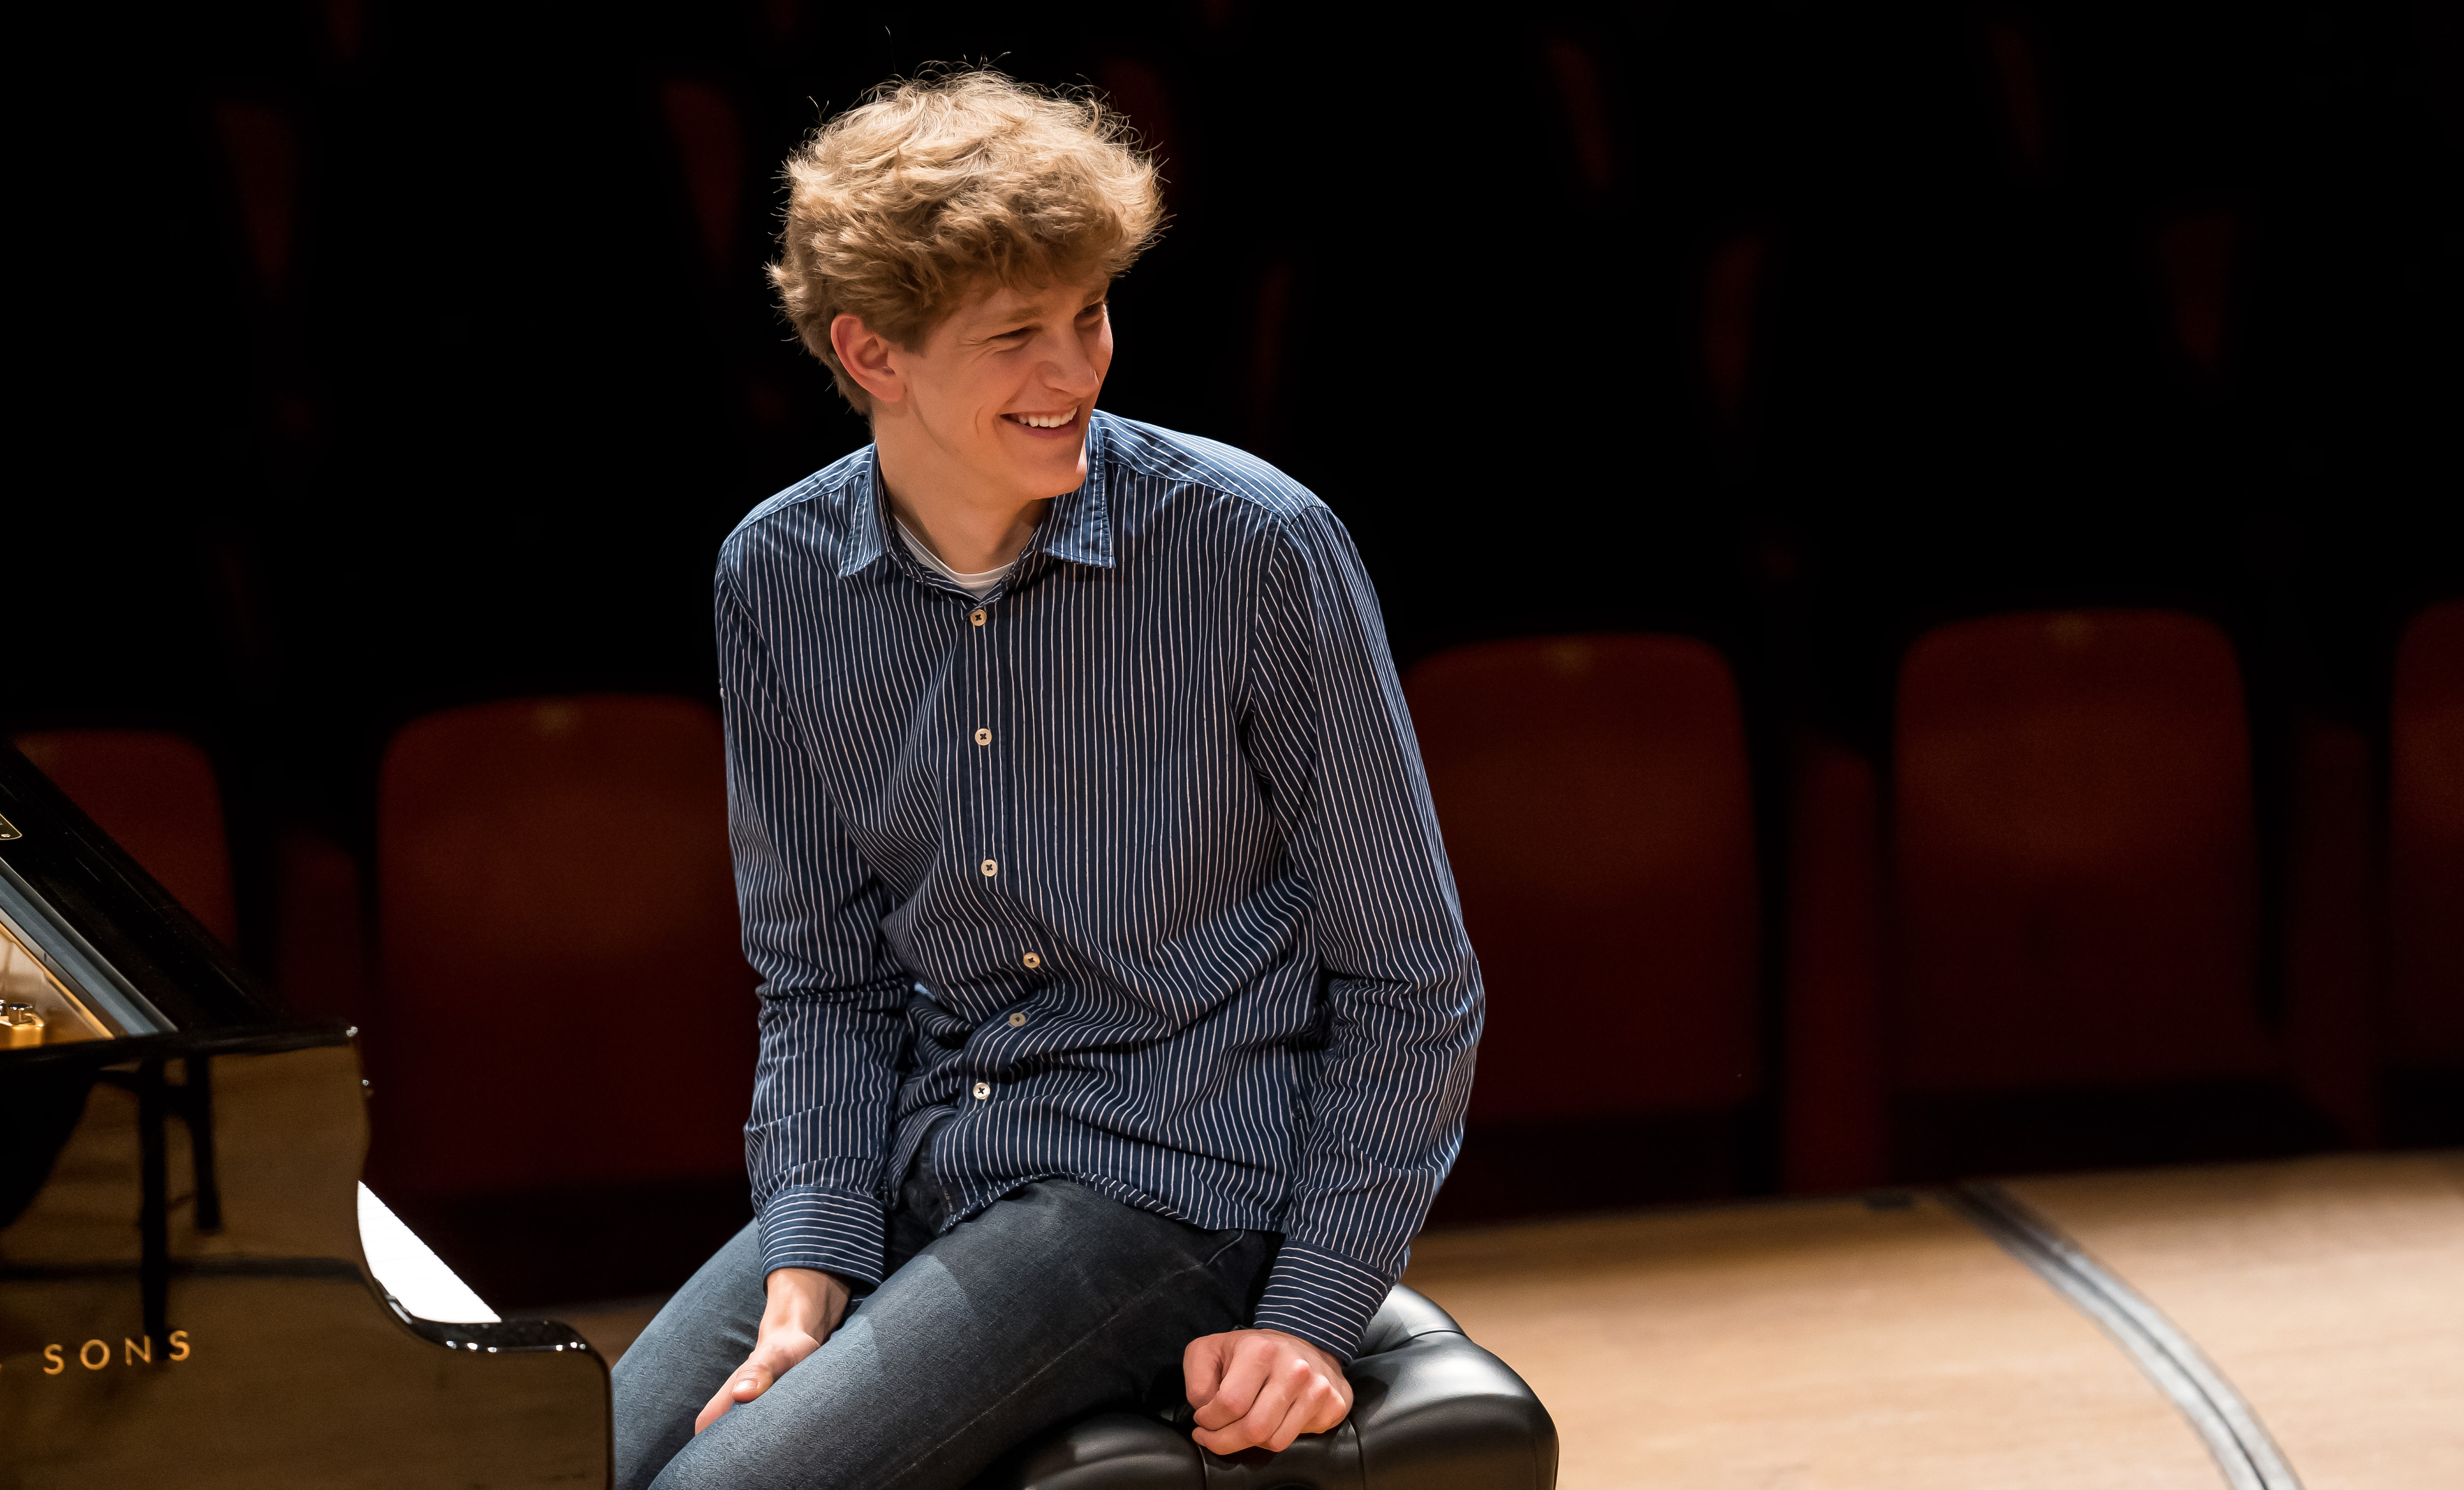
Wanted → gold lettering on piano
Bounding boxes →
[28,1334,194,1375]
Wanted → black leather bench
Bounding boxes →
[987,1286,1557,1489]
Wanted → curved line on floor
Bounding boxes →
[1943,1181,2301,1490]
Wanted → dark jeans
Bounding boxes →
[611,1131,1275,1490]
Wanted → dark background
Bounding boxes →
[22,0,2459,831]
[13,2,2460,1294]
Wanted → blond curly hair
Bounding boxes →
[769,70,1166,411]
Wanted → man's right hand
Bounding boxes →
[695,1266,852,1434]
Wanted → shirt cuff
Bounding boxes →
[1251,1240,1394,1362]
[756,1184,888,1286]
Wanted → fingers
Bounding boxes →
[1295,1366,1352,1439]
[1261,1390,1325,1453]
[1190,1335,1276,1431]
[690,1328,822,1435]
[1190,1359,1296,1453]
[1182,1334,1229,1409]
[1218,1355,1301,1446]
[693,1360,772,1434]
[1189,1344,1350,1454]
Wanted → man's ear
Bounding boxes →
[830,313,905,406]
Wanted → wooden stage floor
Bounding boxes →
[556,1152,2463,1487]
[1403,1152,2464,1489]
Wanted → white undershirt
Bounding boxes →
[895,518,1015,599]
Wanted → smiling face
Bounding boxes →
[836,270,1115,524]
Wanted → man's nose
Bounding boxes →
[1040,336,1103,394]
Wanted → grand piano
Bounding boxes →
[0,745,609,1486]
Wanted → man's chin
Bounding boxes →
[1018,450,1090,501]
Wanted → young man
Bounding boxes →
[612,71,1481,1490]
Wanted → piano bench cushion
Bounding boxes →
[987,1286,1557,1490]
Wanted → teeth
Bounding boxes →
[1014,409,1074,428]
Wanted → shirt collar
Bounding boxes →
[835,446,892,579]
[836,417,1117,579]
[1030,415,1116,569]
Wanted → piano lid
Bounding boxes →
[0,741,304,1062]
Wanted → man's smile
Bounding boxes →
[1004,406,1081,433]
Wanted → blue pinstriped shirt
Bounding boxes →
[717,412,1482,1358]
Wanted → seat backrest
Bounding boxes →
[2391,600,2464,1063]
[1406,636,1759,1123]
[373,696,756,1199]
[1891,611,2273,1095]
[11,730,239,946]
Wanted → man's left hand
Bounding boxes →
[1182,1327,1353,1453]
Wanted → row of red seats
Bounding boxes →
[1431,604,2460,1201]
[12,703,755,1226]
[13,601,2458,1224]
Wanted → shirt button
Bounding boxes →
[970,608,987,627]
[974,727,992,746]
[980,859,998,878]
[972,1081,992,1099]
[1008,1012,1027,1027]
[1021,952,1041,969]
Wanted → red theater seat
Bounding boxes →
[2390,601,2464,1073]
[11,730,240,947]
[1873,610,2317,1178]
[1894,610,2273,1093]
[1407,636,1759,1216]
[370,696,758,1302]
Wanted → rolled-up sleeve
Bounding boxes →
[719,564,914,1286]
[1238,503,1484,1359]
